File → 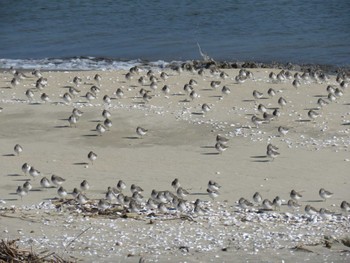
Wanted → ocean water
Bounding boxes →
[0,0,349,70]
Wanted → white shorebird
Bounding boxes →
[88,151,97,165]
[14,144,23,156]
[136,126,148,138]
[319,188,333,201]
[51,174,66,187]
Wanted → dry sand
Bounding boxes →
[0,66,349,262]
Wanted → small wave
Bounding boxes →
[0,57,173,71]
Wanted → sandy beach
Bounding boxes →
[0,65,349,262]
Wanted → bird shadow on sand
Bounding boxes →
[200,146,215,149]
[191,112,204,115]
[89,120,101,123]
[341,122,350,126]
[304,107,319,110]
[12,179,29,182]
[123,136,139,139]
[201,152,220,155]
[190,192,208,196]
[2,198,17,201]
[28,102,42,106]
[7,173,22,177]
[179,99,191,103]
[54,125,70,128]
[73,162,89,165]
[82,134,98,137]
[305,199,324,203]
[208,95,222,98]
[171,93,185,96]
[295,119,311,123]
[200,88,212,91]
[242,99,255,102]
[3,153,15,157]
[250,156,270,162]
[313,95,327,98]
[251,155,267,158]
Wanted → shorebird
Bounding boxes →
[215,142,228,154]
[257,103,267,113]
[221,86,231,96]
[266,148,280,161]
[117,180,126,192]
[51,174,65,187]
[183,84,193,94]
[220,71,229,80]
[11,77,20,88]
[116,88,124,99]
[251,115,267,128]
[102,109,111,119]
[171,178,180,190]
[23,181,32,192]
[267,143,279,152]
[201,103,211,113]
[104,118,112,130]
[328,93,337,103]
[253,90,263,100]
[80,180,90,192]
[287,199,301,210]
[16,186,27,200]
[94,74,102,85]
[58,186,68,199]
[238,197,254,210]
[292,79,301,88]
[150,81,157,91]
[207,188,219,200]
[125,72,133,81]
[272,196,282,210]
[308,109,319,120]
[262,199,274,210]
[136,126,148,138]
[162,85,170,96]
[40,93,50,102]
[340,201,350,213]
[278,126,289,136]
[189,79,198,86]
[305,205,318,216]
[317,98,328,108]
[278,97,287,108]
[319,208,333,220]
[130,184,144,194]
[68,115,78,127]
[72,108,83,118]
[216,134,229,145]
[253,192,262,204]
[14,144,23,156]
[86,91,96,102]
[69,86,80,97]
[319,188,333,201]
[189,90,198,100]
[40,177,51,188]
[77,193,88,205]
[269,72,277,82]
[73,76,82,86]
[267,88,276,97]
[142,92,152,103]
[63,92,73,104]
[29,166,40,179]
[208,180,221,191]
[160,72,169,80]
[22,163,31,175]
[88,151,97,164]
[25,89,35,101]
[103,95,111,104]
[176,187,189,199]
[96,123,106,135]
[98,199,110,210]
[138,76,147,86]
[290,189,302,202]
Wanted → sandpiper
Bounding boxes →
[117,180,126,192]
[77,193,88,205]
[328,93,337,103]
[88,151,97,164]
[278,126,289,136]
[253,90,263,100]
[278,97,287,108]
[40,177,51,188]
[160,72,169,80]
[96,123,106,135]
[272,196,282,210]
[292,79,301,88]
[208,180,221,191]
[317,98,328,108]
[290,189,302,202]
[201,103,211,113]
[215,142,228,154]
[138,76,147,86]
[269,72,277,82]
[103,95,111,104]
[262,199,274,210]
[319,208,333,220]
[72,108,83,118]
[80,180,90,192]
[171,178,180,190]
[176,187,189,199]
[340,201,350,213]
[22,163,31,175]
[251,115,266,128]
[11,77,20,88]
[216,134,229,145]
[319,188,333,201]
[40,93,50,102]
[189,90,198,100]
[69,86,80,97]
[158,203,168,214]
[51,174,65,187]
[267,143,279,152]
[308,109,319,120]
[238,197,254,210]
[221,86,230,96]
[142,92,152,103]
[287,199,301,210]
[29,166,40,179]
[253,192,262,204]
[63,92,73,104]
[94,74,102,85]
[266,148,280,161]
[73,76,82,86]
[23,181,32,192]
[25,89,35,101]
[98,199,110,210]
[58,186,68,199]
[267,88,276,97]
[14,144,23,156]
[183,84,193,94]
[136,126,148,138]
[116,88,124,99]
[305,205,318,216]
[104,118,112,130]
[207,188,219,200]
[150,81,157,91]
[16,186,27,200]
[220,71,228,80]
[86,91,96,102]
[130,184,144,194]
[257,103,267,113]
[102,109,111,119]
[68,115,78,127]
[162,85,170,96]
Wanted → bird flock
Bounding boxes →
[1,64,349,221]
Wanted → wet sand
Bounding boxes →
[0,67,349,262]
